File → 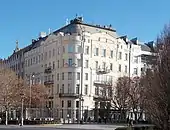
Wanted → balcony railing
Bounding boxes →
[93,94,112,101]
[59,93,79,98]
[44,80,54,85]
[96,67,110,74]
[44,67,52,73]
[94,80,112,86]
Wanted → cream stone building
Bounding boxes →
[3,17,154,121]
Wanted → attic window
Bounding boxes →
[98,37,100,41]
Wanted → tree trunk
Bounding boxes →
[5,110,8,125]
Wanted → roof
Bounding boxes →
[140,44,152,52]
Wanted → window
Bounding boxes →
[57,48,60,54]
[67,100,71,108]
[57,73,59,80]
[76,84,80,94]
[52,75,54,81]
[121,45,123,49]
[110,63,113,71]
[85,73,88,80]
[63,46,65,53]
[68,72,72,80]
[85,46,89,55]
[77,72,80,80]
[125,53,128,61]
[49,50,51,58]
[77,59,81,67]
[57,60,59,68]
[44,76,47,82]
[77,45,82,53]
[68,58,73,66]
[52,61,55,69]
[36,56,38,64]
[40,53,43,61]
[62,73,64,80]
[119,64,121,72]
[49,62,51,67]
[45,52,48,60]
[134,57,138,63]
[84,85,88,95]
[62,100,64,107]
[125,65,127,73]
[134,68,138,75]
[57,84,59,94]
[53,49,55,57]
[102,49,106,57]
[95,61,98,69]
[110,50,113,58]
[61,84,64,93]
[68,84,71,93]
[38,55,40,63]
[76,101,79,108]
[68,44,74,52]
[62,59,65,67]
[94,48,99,56]
[45,64,47,68]
[95,86,98,95]
[33,57,35,64]
[85,60,89,68]
[102,62,106,69]
[119,52,122,59]
[88,39,90,43]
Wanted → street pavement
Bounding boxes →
[0,124,154,130]
[0,124,125,130]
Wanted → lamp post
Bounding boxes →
[79,25,85,124]
[29,74,34,120]
[29,74,35,108]
[20,93,24,126]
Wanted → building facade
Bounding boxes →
[3,17,154,121]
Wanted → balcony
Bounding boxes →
[96,67,110,74]
[44,67,52,73]
[93,95,112,101]
[94,80,112,86]
[59,93,79,98]
[44,80,54,85]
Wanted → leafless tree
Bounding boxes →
[128,76,145,122]
[140,24,170,130]
[24,84,48,108]
[0,68,47,124]
[113,76,130,120]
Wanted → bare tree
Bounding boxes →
[0,68,23,125]
[140,24,170,130]
[128,76,145,122]
[24,84,48,108]
[0,68,47,124]
[113,76,130,121]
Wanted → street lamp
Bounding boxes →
[29,74,35,108]
[20,93,24,126]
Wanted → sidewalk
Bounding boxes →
[55,124,126,130]
[0,123,154,130]
[0,124,125,130]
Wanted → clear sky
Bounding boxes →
[0,0,170,58]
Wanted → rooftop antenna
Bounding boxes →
[15,40,19,51]
[81,14,84,21]
[76,13,78,18]
[48,28,51,34]
[66,18,69,25]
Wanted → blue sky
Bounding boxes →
[0,0,170,58]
